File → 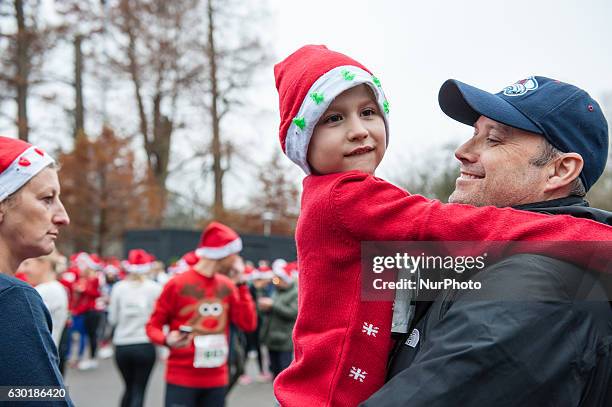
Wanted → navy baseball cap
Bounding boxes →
[438,76,609,191]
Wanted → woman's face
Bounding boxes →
[0,167,70,259]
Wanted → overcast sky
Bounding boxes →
[264,0,612,178]
[5,0,612,209]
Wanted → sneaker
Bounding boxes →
[98,346,114,359]
[238,374,252,385]
[77,359,99,370]
[256,372,273,383]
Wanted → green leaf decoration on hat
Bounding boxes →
[383,100,390,114]
[293,116,306,130]
[310,92,325,105]
[341,69,356,81]
[372,76,381,87]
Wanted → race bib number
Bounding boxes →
[193,334,228,368]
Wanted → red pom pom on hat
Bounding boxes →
[195,221,243,260]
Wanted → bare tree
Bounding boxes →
[106,0,206,225]
[0,0,57,141]
[199,0,270,219]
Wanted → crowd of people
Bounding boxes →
[1,40,612,407]
[14,240,299,406]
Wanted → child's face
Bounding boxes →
[307,84,386,175]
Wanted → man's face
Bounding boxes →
[448,116,550,207]
[0,167,70,259]
[307,84,386,175]
[214,254,239,276]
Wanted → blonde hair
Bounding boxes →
[36,249,67,274]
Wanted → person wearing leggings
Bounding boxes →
[108,250,162,407]
[69,266,101,369]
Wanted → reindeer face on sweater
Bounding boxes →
[178,283,231,335]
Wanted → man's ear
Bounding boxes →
[543,153,584,193]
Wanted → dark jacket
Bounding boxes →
[361,197,612,407]
[260,282,298,352]
[0,273,73,406]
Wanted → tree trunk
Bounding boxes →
[14,0,29,141]
[74,34,85,139]
[207,0,224,219]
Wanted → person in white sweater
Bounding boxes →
[108,249,162,407]
[19,250,69,347]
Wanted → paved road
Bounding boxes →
[65,354,274,407]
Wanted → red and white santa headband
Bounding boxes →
[0,136,55,202]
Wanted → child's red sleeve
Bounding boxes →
[330,172,611,272]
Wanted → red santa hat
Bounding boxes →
[88,254,104,271]
[243,264,255,281]
[103,257,122,275]
[255,264,274,280]
[71,252,102,272]
[0,136,55,202]
[167,259,189,275]
[273,263,294,285]
[274,45,390,174]
[122,249,155,274]
[195,221,243,260]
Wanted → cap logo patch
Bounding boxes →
[502,76,538,97]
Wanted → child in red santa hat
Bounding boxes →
[272,45,612,406]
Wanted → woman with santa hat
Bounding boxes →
[108,249,162,407]
[0,136,72,404]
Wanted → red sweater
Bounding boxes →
[70,276,100,315]
[274,171,612,407]
[146,268,257,388]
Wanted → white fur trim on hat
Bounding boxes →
[195,237,243,260]
[75,252,102,271]
[285,65,390,174]
[122,260,153,274]
[0,146,55,202]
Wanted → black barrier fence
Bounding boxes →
[124,229,297,264]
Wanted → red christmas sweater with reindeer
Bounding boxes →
[146,268,257,388]
[274,171,612,407]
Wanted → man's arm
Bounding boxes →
[271,290,298,321]
[361,256,603,407]
[229,284,257,333]
[145,281,175,345]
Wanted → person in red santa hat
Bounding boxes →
[146,221,257,407]
[69,252,102,370]
[0,136,72,404]
[272,45,612,406]
[109,249,162,407]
